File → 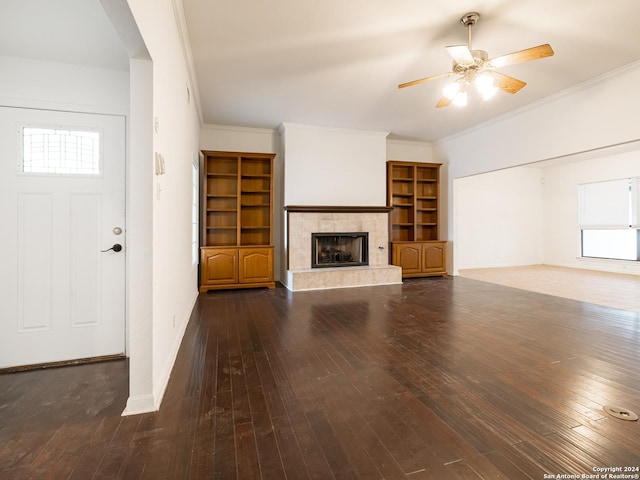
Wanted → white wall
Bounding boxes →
[126,57,154,413]
[437,61,640,274]
[200,124,280,153]
[281,123,389,206]
[437,61,640,180]
[454,167,544,271]
[127,0,201,412]
[0,55,128,112]
[387,138,433,163]
[542,150,640,275]
[453,150,640,276]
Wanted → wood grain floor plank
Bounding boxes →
[343,409,406,480]
[189,372,216,480]
[253,351,288,419]
[306,410,359,480]
[514,440,589,475]
[234,421,261,479]
[247,385,287,480]
[481,449,537,480]
[212,390,236,480]
[271,414,312,480]
[316,407,385,480]
[286,408,338,480]
[568,424,640,467]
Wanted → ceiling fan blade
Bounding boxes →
[398,72,453,89]
[445,45,474,66]
[436,97,451,108]
[489,44,554,68]
[489,71,527,94]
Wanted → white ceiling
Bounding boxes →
[0,0,129,71]
[182,0,640,142]
[3,0,640,143]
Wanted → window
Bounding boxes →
[579,177,640,261]
[192,160,199,265]
[22,127,101,175]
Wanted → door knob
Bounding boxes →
[101,244,123,253]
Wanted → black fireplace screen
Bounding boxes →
[311,232,368,268]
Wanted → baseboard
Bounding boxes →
[122,394,156,416]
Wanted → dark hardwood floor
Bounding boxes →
[2,276,640,479]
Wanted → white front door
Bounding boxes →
[0,107,126,369]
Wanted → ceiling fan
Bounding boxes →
[399,12,554,108]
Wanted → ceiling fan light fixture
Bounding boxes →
[475,73,497,100]
[442,82,461,100]
[442,81,468,106]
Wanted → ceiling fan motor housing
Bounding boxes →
[460,12,480,26]
[452,50,488,74]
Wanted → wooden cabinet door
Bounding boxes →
[201,248,238,285]
[422,242,445,274]
[392,244,422,275]
[239,247,273,284]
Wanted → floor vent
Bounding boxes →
[603,405,638,421]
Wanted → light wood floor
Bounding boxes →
[459,265,640,313]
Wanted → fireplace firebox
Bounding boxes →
[311,232,368,268]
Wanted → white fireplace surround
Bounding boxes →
[284,206,402,291]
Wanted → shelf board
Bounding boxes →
[392,177,413,182]
[241,174,271,179]
[207,208,237,212]
[241,226,270,230]
[207,172,237,177]
[392,193,414,197]
[207,194,237,198]
[242,189,270,194]
[393,223,415,227]
[417,196,437,200]
[417,223,437,226]
[417,208,437,212]
[392,203,414,208]
[206,226,237,230]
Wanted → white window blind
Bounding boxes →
[578,178,636,228]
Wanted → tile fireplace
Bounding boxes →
[283,206,402,291]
